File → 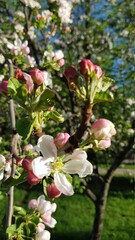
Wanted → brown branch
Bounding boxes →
[81,179,97,203]
[58,104,93,154]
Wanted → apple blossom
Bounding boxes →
[0,154,10,180]
[29,68,44,85]
[37,223,45,233]
[31,135,93,196]
[37,230,51,240]
[94,65,103,79]
[91,118,116,140]
[64,66,78,82]
[23,144,34,153]
[7,37,29,56]
[54,132,70,149]
[28,195,57,228]
[22,157,33,171]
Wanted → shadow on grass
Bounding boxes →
[51,232,89,240]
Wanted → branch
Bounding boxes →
[58,104,93,154]
[81,179,97,203]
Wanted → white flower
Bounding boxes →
[127,129,134,136]
[28,26,36,39]
[21,0,41,9]
[0,54,5,64]
[0,155,10,180]
[0,75,4,82]
[15,24,24,33]
[43,71,53,88]
[7,37,29,55]
[16,11,25,18]
[28,195,57,228]
[37,230,50,240]
[32,135,93,196]
[44,50,55,61]
[55,50,64,60]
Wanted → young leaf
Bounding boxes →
[44,110,64,123]
[2,171,27,189]
[34,89,54,111]
[7,77,21,95]
[14,206,26,216]
[16,117,35,140]
[94,91,114,103]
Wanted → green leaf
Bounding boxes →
[16,117,35,140]
[94,91,114,103]
[34,89,54,111]
[7,77,21,94]
[6,224,17,239]
[44,110,64,123]
[30,216,40,225]
[97,76,114,92]
[2,171,27,189]
[14,206,26,216]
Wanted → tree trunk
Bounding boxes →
[89,177,112,240]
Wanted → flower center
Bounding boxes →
[52,159,63,172]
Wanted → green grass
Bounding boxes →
[99,163,135,169]
[0,176,134,240]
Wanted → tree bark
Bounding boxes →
[89,176,113,240]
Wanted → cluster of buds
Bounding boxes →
[90,118,116,149]
[64,59,102,91]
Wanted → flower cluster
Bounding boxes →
[0,154,11,180]
[22,134,93,196]
[44,49,64,67]
[7,37,30,56]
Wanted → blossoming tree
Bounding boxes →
[0,0,134,240]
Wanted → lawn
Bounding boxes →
[0,176,134,240]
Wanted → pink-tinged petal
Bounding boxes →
[44,217,57,228]
[54,132,70,149]
[42,211,51,223]
[28,199,37,209]
[37,223,45,233]
[15,69,26,82]
[23,72,34,94]
[62,149,87,162]
[63,159,93,178]
[27,171,41,185]
[37,230,51,240]
[94,65,103,78]
[46,184,61,199]
[98,139,111,149]
[29,68,44,85]
[0,80,8,94]
[37,135,57,160]
[32,156,52,179]
[79,59,94,75]
[22,157,33,171]
[54,173,74,196]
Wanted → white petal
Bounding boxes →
[32,157,51,179]
[5,163,11,172]
[37,230,50,240]
[37,135,57,160]
[62,149,87,162]
[54,173,74,196]
[7,42,14,49]
[63,159,93,178]
[51,203,57,213]
[0,154,6,165]
[45,217,57,228]
[0,170,4,180]
[22,40,28,47]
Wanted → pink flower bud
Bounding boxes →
[23,144,33,153]
[7,158,12,164]
[0,80,8,94]
[98,138,111,149]
[94,65,102,79]
[46,184,61,199]
[64,66,78,82]
[15,156,23,165]
[37,223,45,233]
[29,68,44,85]
[79,59,94,75]
[15,68,26,83]
[22,157,33,171]
[22,46,30,55]
[42,211,51,223]
[27,171,41,185]
[54,132,70,149]
[36,14,41,20]
[28,199,37,209]
[91,118,116,140]
[48,106,54,111]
